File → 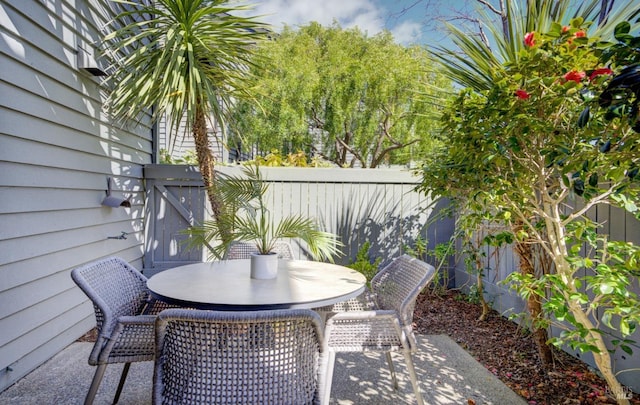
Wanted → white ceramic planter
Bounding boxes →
[250,252,278,279]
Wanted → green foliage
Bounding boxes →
[404,234,428,260]
[404,235,454,295]
[159,149,198,165]
[457,284,481,305]
[429,0,640,93]
[244,149,332,168]
[346,241,382,284]
[102,0,269,138]
[508,223,640,349]
[423,15,640,394]
[423,3,640,394]
[184,164,342,261]
[229,22,452,167]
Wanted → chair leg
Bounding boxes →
[113,362,131,404]
[385,352,399,390]
[317,311,328,328]
[321,351,336,405]
[402,351,424,405]
[85,364,108,405]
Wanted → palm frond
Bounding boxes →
[185,164,342,261]
[102,0,270,136]
[431,0,640,93]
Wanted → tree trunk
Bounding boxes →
[476,270,490,321]
[568,299,630,405]
[192,104,227,240]
[474,232,490,321]
[513,221,554,369]
[543,206,629,405]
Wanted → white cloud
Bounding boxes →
[235,0,424,45]
[246,0,386,37]
[389,20,423,45]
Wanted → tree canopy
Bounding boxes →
[229,22,451,168]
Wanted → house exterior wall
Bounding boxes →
[157,115,229,163]
[0,0,152,391]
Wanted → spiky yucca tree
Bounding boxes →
[102,0,269,225]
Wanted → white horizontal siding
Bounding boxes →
[0,0,152,391]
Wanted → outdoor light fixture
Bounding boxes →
[77,45,107,76]
[101,177,131,208]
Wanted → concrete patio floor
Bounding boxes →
[0,334,526,404]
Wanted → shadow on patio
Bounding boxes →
[0,334,525,404]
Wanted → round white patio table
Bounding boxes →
[147,259,366,310]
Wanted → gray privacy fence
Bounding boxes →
[143,164,454,274]
[143,164,639,392]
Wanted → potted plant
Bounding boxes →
[185,164,342,278]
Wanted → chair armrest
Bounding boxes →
[117,314,157,325]
[97,315,157,363]
[323,310,411,352]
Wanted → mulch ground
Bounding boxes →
[414,290,639,405]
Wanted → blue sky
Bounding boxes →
[243,0,474,47]
[241,0,640,49]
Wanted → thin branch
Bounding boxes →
[562,185,617,227]
[476,0,502,16]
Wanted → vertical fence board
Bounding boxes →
[143,165,442,270]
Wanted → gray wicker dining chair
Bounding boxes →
[70,256,175,405]
[153,308,325,405]
[321,255,435,405]
[224,240,295,259]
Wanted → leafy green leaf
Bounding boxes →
[614,21,631,41]
[577,107,590,128]
[620,319,630,336]
[599,283,614,294]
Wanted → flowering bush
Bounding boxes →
[425,18,640,404]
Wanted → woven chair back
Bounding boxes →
[71,257,148,330]
[370,254,435,326]
[224,241,295,259]
[154,309,323,405]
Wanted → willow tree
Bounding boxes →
[102,0,269,220]
[230,22,451,167]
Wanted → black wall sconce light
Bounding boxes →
[102,177,131,208]
[77,44,107,77]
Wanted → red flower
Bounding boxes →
[574,31,586,38]
[562,26,570,33]
[563,70,586,83]
[589,67,613,81]
[515,89,530,100]
[524,32,535,47]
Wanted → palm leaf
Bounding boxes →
[102,0,269,139]
[431,0,640,93]
[184,164,343,261]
